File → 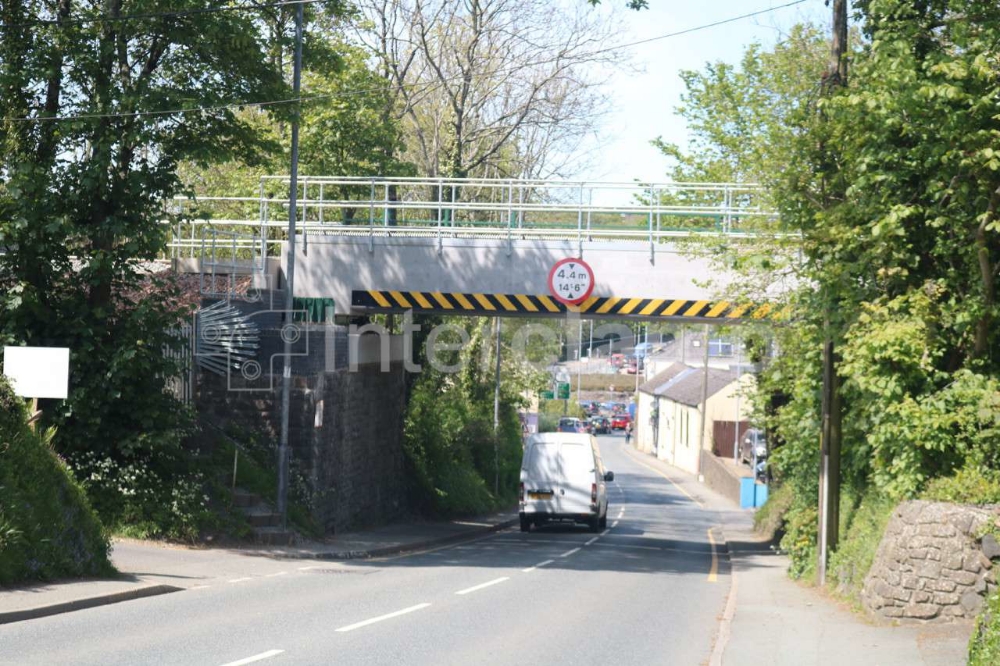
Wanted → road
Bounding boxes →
[0,435,731,666]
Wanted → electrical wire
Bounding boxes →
[7,0,813,124]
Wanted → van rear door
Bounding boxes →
[555,441,596,514]
[522,442,560,511]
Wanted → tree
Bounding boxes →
[0,0,291,533]
[659,3,1000,576]
[357,0,624,180]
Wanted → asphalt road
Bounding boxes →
[0,435,730,666]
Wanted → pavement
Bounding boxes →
[619,445,974,666]
[0,436,975,665]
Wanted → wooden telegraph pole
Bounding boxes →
[818,0,848,587]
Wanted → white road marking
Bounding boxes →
[265,571,288,578]
[600,529,609,536]
[559,547,581,557]
[298,565,322,571]
[218,649,284,666]
[455,577,510,595]
[592,542,662,551]
[522,559,554,572]
[228,577,253,583]
[617,509,625,517]
[585,537,599,546]
[335,603,432,632]
[190,585,211,590]
[612,520,619,528]
[492,538,584,546]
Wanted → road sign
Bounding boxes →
[557,382,570,399]
[547,257,595,306]
[540,390,554,399]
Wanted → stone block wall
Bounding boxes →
[862,500,1000,622]
[196,357,408,535]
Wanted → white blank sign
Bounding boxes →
[3,346,70,399]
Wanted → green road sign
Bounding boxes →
[557,382,570,399]
[540,390,554,399]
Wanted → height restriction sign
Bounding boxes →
[547,257,595,306]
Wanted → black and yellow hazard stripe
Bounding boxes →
[351,290,786,321]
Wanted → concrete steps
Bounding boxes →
[229,488,298,544]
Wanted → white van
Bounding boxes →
[519,432,614,532]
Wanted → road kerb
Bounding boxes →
[0,584,182,625]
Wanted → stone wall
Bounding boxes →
[197,358,408,535]
[700,450,747,507]
[862,500,1000,622]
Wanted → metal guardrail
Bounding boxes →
[163,176,781,266]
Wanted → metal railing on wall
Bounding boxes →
[161,176,781,265]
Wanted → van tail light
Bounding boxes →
[519,482,525,502]
[591,483,598,503]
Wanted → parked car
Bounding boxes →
[519,432,614,532]
[610,414,630,430]
[634,342,654,358]
[589,416,611,434]
[739,428,767,466]
[558,417,588,434]
[610,353,625,369]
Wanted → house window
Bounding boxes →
[708,338,734,357]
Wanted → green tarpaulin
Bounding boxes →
[292,297,335,323]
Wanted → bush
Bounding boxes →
[780,501,818,581]
[754,482,793,539]
[828,488,895,604]
[922,467,1000,505]
[970,589,1000,666]
[0,377,113,584]
[402,321,524,517]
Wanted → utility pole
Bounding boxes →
[493,317,501,496]
[697,324,711,475]
[576,318,583,398]
[277,0,304,528]
[818,0,848,587]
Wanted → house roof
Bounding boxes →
[638,363,690,393]
[639,362,740,407]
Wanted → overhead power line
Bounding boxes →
[591,0,809,56]
[8,0,811,124]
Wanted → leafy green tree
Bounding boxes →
[0,0,291,533]
[660,3,1000,575]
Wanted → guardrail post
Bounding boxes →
[437,179,444,255]
[319,183,324,224]
[724,185,731,234]
[368,178,375,253]
[648,185,655,264]
[518,184,524,228]
[506,180,513,257]
[577,183,584,257]
[587,187,593,241]
[383,181,389,227]
[450,183,457,230]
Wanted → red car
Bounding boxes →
[611,414,630,430]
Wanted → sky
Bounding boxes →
[577,0,829,188]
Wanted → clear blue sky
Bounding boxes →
[577,0,828,187]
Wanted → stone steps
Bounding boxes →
[229,487,298,544]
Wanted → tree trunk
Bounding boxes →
[974,187,999,358]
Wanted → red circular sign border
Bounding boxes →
[547,257,596,306]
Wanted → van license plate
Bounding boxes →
[528,491,553,500]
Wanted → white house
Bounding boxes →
[635,362,754,477]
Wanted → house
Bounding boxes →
[635,362,753,477]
